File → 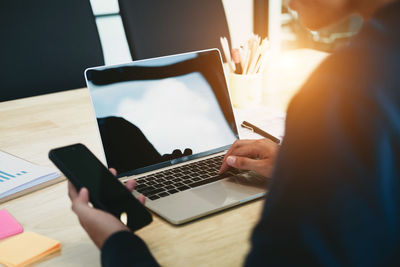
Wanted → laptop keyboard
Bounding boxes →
[133,154,242,200]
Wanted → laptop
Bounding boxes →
[85,49,266,224]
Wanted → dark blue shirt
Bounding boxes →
[101,2,400,266]
[246,2,400,266]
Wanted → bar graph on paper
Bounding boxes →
[0,151,59,198]
[0,170,28,182]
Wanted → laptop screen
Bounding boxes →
[86,49,238,177]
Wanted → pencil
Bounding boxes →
[220,37,235,73]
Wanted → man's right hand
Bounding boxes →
[219,138,279,178]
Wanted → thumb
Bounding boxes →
[72,187,90,214]
[77,187,90,204]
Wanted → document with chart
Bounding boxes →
[0,151,60,202]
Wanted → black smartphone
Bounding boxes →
[49,143,152,231]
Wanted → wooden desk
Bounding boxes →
[0,88,264,267]
[0,49,327,266]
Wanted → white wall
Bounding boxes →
[95,16,131,65]
[90,0,254,65]
[90,0,119,14]
[222,0,253,48]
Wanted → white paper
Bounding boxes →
[234,105,286,141]
[0,151,60,197]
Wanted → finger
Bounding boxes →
[225,156,271,177]
[68,181,78,200]
[219,160,231,174]
[222,139,255,163]
[219,140,261,174]
[109,168,117,176]
[219,145,259,173]
[124,179,137,192]
[138,194,146,205]
[71,187,90,215]
[219,140,247,173]
[219,138,278,174]
[219,140,258,173]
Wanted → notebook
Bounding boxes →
[86,49,267,224]
[0,150,61,203]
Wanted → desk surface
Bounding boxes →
[0,49,328,266]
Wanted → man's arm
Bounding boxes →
[101,231,159,267]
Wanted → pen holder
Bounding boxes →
[228,72,262,108]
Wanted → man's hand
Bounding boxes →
[219,139,279,178]
[68,169,145,249]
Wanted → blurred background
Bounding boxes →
[92,0,363,65]
[0,0,365,102]
[90,0,254,65]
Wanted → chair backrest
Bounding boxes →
[0,0,104,102]
[118,0,231,61]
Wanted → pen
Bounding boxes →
[241,121,281,144]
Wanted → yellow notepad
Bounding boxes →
[0,231,61,267]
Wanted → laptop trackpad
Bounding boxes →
[191,178,264,206]
[147,176,266,224]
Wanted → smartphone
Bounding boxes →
[49,143,152,231]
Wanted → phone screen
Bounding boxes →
[49,143,152,231]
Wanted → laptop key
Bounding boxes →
[182,179,193,185]
[148,195,160,200]
[189,173,230,188]
[135,184,147,190]
[158,192,169,197]
[136,154,225,194]
[177,185,190,191]
[144,188,165,196]
[173,172,184,178]
[138,186,155,194]
[168,189,179,194]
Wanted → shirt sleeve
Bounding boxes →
[101,231,160,267]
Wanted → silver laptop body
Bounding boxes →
[85,49,266,224]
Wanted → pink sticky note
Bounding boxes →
[0,209,23,240]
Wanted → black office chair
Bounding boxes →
[118,0,231,61]
[0,0,104,102]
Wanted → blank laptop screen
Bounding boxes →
[86,50,238,176]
